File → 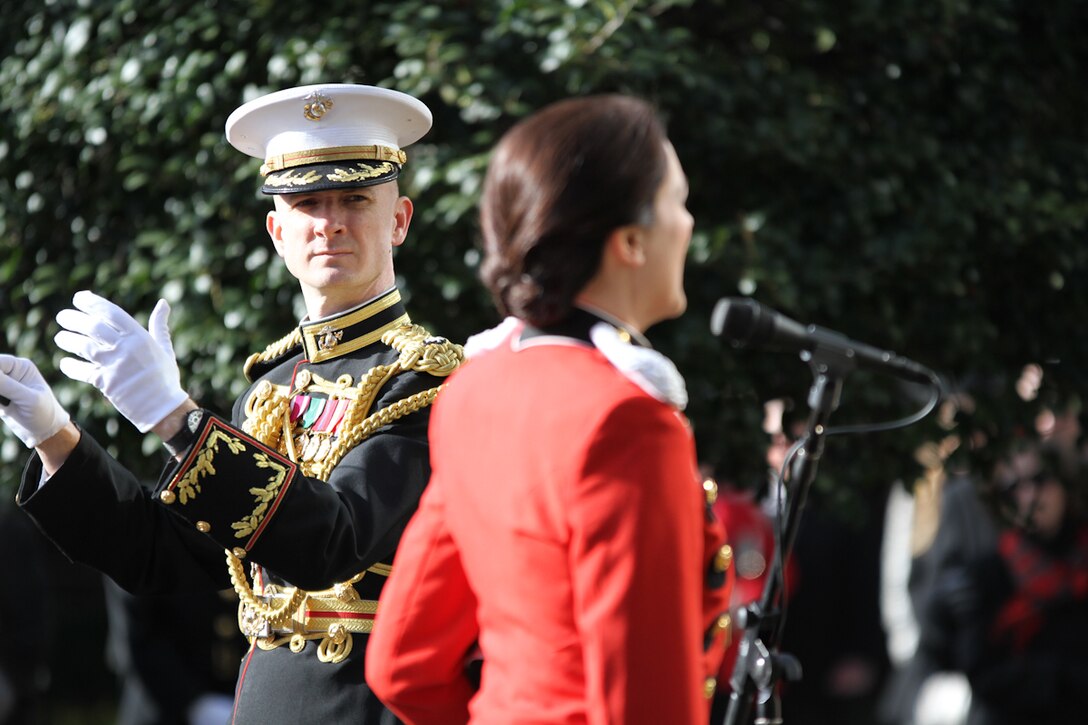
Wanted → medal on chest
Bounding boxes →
[242,367,383,481]
[288,375,352,464]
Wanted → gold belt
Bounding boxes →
[236,563,391,665]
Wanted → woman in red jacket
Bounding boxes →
[366,94,733,724]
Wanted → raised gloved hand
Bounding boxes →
[0,354,71,448]
[54,291,188,433]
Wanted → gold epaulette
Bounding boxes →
[243,329,304,382]
[382,323,464,377]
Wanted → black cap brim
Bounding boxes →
[261,160,400,195]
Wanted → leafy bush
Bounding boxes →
[2,0,1085,493]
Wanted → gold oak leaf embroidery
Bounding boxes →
[325,162,393,183]
[231,452,289,539]
[175,431,246,504]
[266,169,323,187]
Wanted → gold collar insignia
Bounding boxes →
[300,289,411,363]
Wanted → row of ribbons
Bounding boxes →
[290,395,350,436]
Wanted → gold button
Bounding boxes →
[231,547,247,560]
[159,490,176,505]
[702,478,718,505]
[295,370,312,388]
[717,613,731,633]
[704,676,717,699]
[715,544,733,572]
[196,521,211,533]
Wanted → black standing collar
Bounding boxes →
[520,305,650,348]
[299,288,411,362]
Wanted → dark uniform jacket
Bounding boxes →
[17,288,461,724]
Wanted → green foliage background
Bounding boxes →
[2,0,1086,496]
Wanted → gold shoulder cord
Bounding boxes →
[243,328,304,383]
[229,324,463,663]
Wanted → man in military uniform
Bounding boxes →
[0,84,461,723]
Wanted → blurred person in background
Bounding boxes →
[708,399,799,723]
[771,407,890,725]
[922,408,1088,725]
[878,400,990,725]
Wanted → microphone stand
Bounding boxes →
[722,346,852,725]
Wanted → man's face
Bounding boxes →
[266,183,413,315]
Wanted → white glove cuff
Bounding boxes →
[125,385,189,433]
[21,403,70,449]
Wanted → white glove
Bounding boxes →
[54,290,188,433]
[0,354,71,448]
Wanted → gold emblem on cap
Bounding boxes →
[303,91,334,121]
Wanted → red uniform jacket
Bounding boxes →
[367,318,731,724]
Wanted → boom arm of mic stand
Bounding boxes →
[722,349,847,725]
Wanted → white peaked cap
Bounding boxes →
[225,84,433,194]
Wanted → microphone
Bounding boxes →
[711,297,936,385]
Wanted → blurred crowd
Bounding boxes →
[709,371,1087,725]
[877,390,1088,725]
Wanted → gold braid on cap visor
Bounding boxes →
[261,144,407,175]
